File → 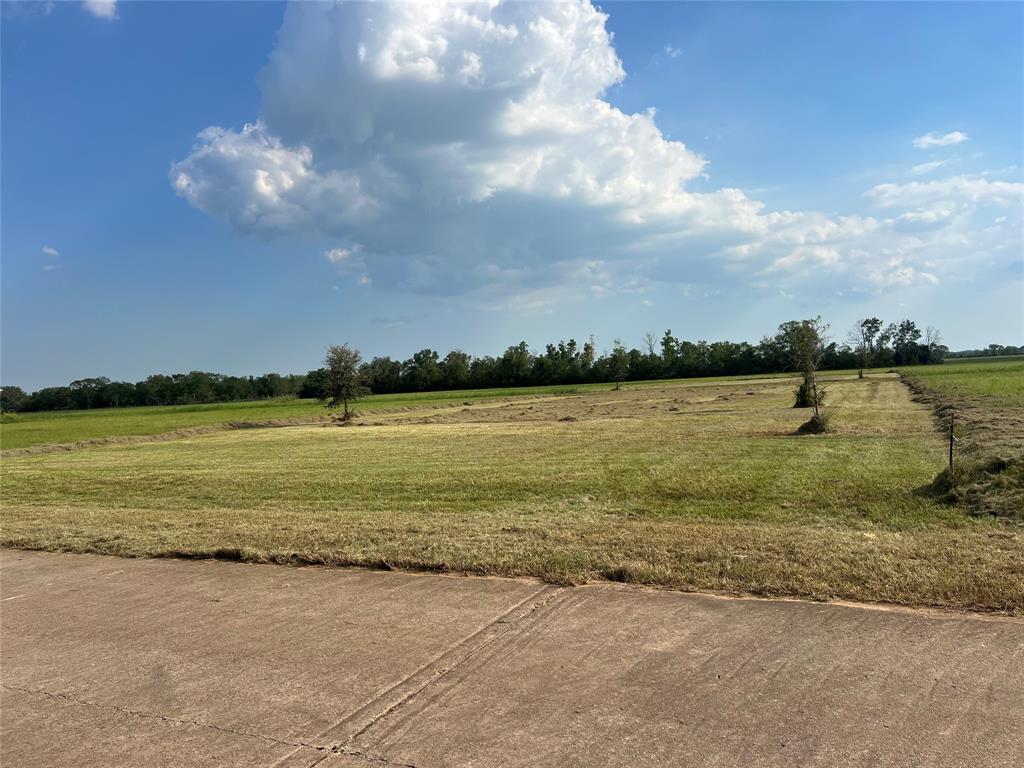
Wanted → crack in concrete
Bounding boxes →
[1,683,330,754]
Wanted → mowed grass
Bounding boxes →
[0,373,798,451]
[3,373,1021,611]
[0,385,588,450]
[901,357,1024,403]
[899,358,1024,517]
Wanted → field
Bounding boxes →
[904,356,1024,402]
[3,369,1022,612]
[899,357,1024,516]
[0,375,796,451]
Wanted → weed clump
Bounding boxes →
[796,407,834,434]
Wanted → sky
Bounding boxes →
[2,0,1022,391]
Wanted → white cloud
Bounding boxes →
[83,0,117,20]
[864,176,1024,209]
[42,264,58,272]
[172,124,374,236]
[41,245,59,257]
[664,44,682,59]
[910,159,949,176]
[912,131,968,149]
[171,1,1021,300]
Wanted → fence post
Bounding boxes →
[948,414,955,472]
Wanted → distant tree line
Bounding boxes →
[0,372,306,414]
[0,316,1004,414]
[945,344,1024,359]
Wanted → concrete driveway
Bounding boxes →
[1,550,1021,767]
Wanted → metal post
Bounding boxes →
[948,415,954,471]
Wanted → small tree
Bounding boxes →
[777,317,829,420]
[608,339,630,390]
[322,344,369,419]
[925,326,944,364]
[847,318,878,379]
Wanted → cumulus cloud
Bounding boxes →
[172,124,375,236]
[83,0,117,20]
[913,131,968,149]
[171,1,1021,303]
[41,245,59,257]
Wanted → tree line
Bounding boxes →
[945,344,1024,359]
[0,316,979,413]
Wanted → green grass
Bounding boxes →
[900,358,1024,402]
[0,387,574,450]
[898,359,1024,517]
[3,374,1020,611]
[0,374,798,451]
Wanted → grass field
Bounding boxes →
[0,384,620,451]
[0,373,797,451]
[899,358,1023,517]
[3,371,1021,611]
[903,357,1024,402]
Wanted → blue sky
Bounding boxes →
[3,0,1022,390]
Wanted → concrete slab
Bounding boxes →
[0,550,544,765]
[2,550,1022,768]
[1,685,317,768]
[348,586,1024,768]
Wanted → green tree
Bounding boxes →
[893,319,922,365]
[360,357,403,394]
[402,349,441,391]
[322,344,369,419]
[69,377,110,409]
[439,350,471,390]
[0,385,27,412]
[608,339,630,390]
[299,368,328,399]
[497,342,533,386]
[777,317,829,417]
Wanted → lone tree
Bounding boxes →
[608,339,630,390]
[777,317,829,423]
[322,344,369,420]
[847,317,881,379]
